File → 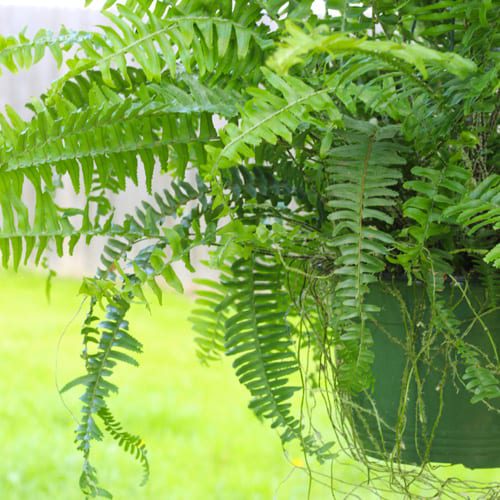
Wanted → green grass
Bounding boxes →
[0,271,497,499]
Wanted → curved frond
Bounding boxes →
[210,68,338,170]
[0,75,234,268]
[98,405,149,485]
[190,272,231,365]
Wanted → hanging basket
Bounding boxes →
[351,279,500,469]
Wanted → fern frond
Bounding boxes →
[1,75,236,179]
[398,161,471,274]
[98,405,149,485]
[472,256,500,309]
[430,291,500,405]
[269,21,477,79]
[0,170,208,270]
[459,343,500,404]
[190,273,231,365]
[65,298,139,444]
[210,68,337,169]
[60,295,141,497]
[225,255,302,439]
[223,254,332,459]
[445,174,500,268]
[406,1,497,54]
[60,168,223,496]
[53,2,269,92]
[0,74,234,269]
[0,27,92,75]
[325,119,405,391]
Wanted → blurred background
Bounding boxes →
[0,2,497,499]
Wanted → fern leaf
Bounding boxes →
[445,174,500,268]
[98,405,149,485]
[190,274,232,365]
[225,255,302,439]
[210,68,337,169]
[269,21,477,79]
[0,28,92,75]
[398,161,470,274]
[326,119,405,391]
[52,4,269,93]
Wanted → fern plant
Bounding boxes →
[0,0,498,497]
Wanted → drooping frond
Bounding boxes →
[0,174,208,272]
[325,118,405,391]
[0,75,234,268]
[222,254,332,460]
[0,75,236,178]
[61,296,139,499]
[459,342,500,404]
[225,255,302,438]
[98,405,149,485]
[190,272,231,365]
[429,289,500,405]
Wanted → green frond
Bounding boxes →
[65,240,186,495]
[0,167,207,279]
[325,119,405,391]
[472,257,500,309]
[0,75,233,269]
[60,296,141,495]
[225,255,302,440]
[269,21,477,79]
[445,174,500,268]
[223,254,333,459]
[1,75,236,179]
[0,27,93,75]
[209,68,338,170]
[406,1,497,54]
[430,292,500,405]
[398,161,471,274]
[59,169,222,495]
[190,273,232,365]
[54,2,270,93]
[460,343,500,403]
[98,405,149,485]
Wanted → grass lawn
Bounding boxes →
[0,271,497,499]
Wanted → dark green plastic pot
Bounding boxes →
[352,280,500,469]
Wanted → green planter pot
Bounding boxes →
[352,280,500,469]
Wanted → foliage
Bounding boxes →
[0,0,498,498]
